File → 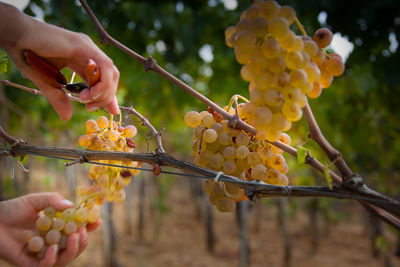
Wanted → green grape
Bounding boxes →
[45,229,61,245]
[279,5,296,25]
[234,46,252,64]
[235,30,256,50]
[36,216,52,231]
[236,158,251,171]
[267,56,286,74]
[236,18,252,32]
[258,147,273,161]
[223,146,236,160]
[211,183,225,199]
[290,36,304,52]
[298,93,308,108]
[254,71,273,91]
[203,129,218,143]
[97,116,109,129]
[184,111,202,128]
[268,17,289,39]
[269,112,288,131]
[278,31,296,50]
[261,37,280,59]
[123,125,137,138]
[202,180,215,195]
[52,218,65,231]
[290,69,308,88]
[283,87,301,103]
[253,106,273,130]
[74,207,88,223]
[87,208,101,224]
[216,197,236,212]
[223,160,237,174]
[268,154,286,170]
[21,229,35,243]
[205,141,220,153]
[43,206,56,218]
[285,51,304,70]
[279,133,291,145]
[218,132,232,146]
[251,164,267,180]
[61,208,75,222]
[282,102,302,121]
[251,17,268,37]
[303,39,319,58]
[209,153,224,170]
[235,133,250,146]
[265,89,283,107]
[247,152,262,167]
[260,0,280,21]
[236,145,250,160]
[202,113,216,128]
[85,119,98,133]
[210,123,224,135]
[250,87,267,106]
[241,64,256,82]
[264,128,282,142]
[273,72,290,89]
[28,236,44,253]
[265,168,281,184]
[303,62,321,83]
[64,221,78,236]
[194,125,206,138]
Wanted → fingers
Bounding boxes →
[40,87,73,121]
[56,233,80,266]
[76,227,89,256]
[38,244,58,267]
[25,192,74,213]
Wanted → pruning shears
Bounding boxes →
[22,50,100,94]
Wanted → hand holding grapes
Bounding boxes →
[0,193,100,267]
[0,2,120,121]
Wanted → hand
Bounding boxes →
[0,3,120,121]
[0,193,100,267]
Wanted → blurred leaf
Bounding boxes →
[297,145,307,164]
[323,166,333,190]
[0,50,8,74]
[43,176,52,189]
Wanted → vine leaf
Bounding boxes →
[297,145,307,164]
[323,166,333,190]
[0,51,8,75]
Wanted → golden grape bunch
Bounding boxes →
[225,0,344,141]
[78,115,141,204]
[184,108,290,211]
[21,205,100,258]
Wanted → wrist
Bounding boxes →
[0,3,32,51]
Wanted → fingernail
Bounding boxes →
[52,245,59,256]
[79,98,92,104]
[61,199,74,206]
[87,106,100,112]
[92,90,103,100]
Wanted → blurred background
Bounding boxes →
[0,0,400,266]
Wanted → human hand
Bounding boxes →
[0,3,119,121]
[0,193,100,267]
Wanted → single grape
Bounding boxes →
[184,111,202,128]
[325,54,345,76]
[247,152,262,167]
[86,119,98,132]
[203,129,218,143]
[97,116,109,129]
[21,229,35,243]
[36,216,52,231]
[307,82,322,99]
[261,38,280,59]
[216,197,236,212]
[52,217,65,231]
[313,28,333,48]
[45,229,61,245]
[268,154,286,170]
[251,164,267,180]
[260,0,280,21]
[268,17,289,39]
[223,146,236,160]
[74,207,88,223]
[235,133,250,147]
[61,208,75,222]
[64,221,78,236]
[123,125,137,138]
[108,130,120,142]
[87,208,101,224]
[209,153,224,170]
[223,160,237,174]
[236,145,250,160]
[43,206,56,218]
[78,135,91,147]
[279,5,296,25]
[28,236,44,253]
[202,113,216,128]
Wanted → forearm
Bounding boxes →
[0,2,32,51]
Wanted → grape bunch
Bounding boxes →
[184,108,290,211]
[21,205,100,259]
[224,0,344,140]
[78,115,141,204]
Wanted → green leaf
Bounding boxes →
[323,166,333,190]
[297,145,307,164]
[0,51,8,75]
[43,176,52,189]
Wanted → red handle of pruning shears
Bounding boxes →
[22,50,100,94]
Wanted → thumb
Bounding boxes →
[25,192,74,213]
